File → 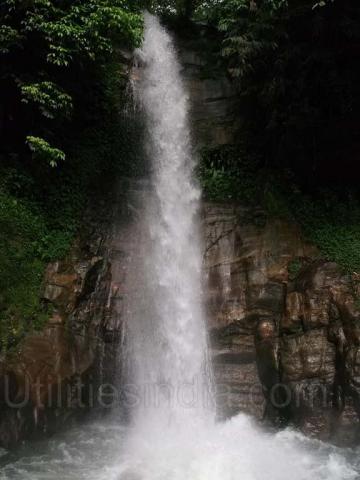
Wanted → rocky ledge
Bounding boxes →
[204,202,360,445]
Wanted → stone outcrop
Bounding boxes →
[176,30,239,148]
[0,182,135,448]
[203,202,360,445]
[0,225,109,447]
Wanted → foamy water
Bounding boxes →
[1,416,359,480]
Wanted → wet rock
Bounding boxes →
[0,183,137,448]
[203,202,360,445]
[282,291,304,333]
[177,36,239,148]
[280,329,336,383]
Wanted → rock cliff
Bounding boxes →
[0,183,134,448]
[203,202,360,445]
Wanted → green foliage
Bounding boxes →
[27,136,66,167]
[263,183,291,218]
[199,146,261,202]
[21,82,73,119]
[0,152,90,351]
[22,0,143,64]
[0,189,57,351]
[288,258,303,280]
[261,180,360,273]
[197,0,360,188]
[288,191,360,273]
[146,0,200,18]
[0,24,22,53]
[0,0,143,165]
[218,0,285,81]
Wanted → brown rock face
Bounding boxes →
[176,33,239,149]
[0,182,137,448]
[0,237,111,446]
[203,202,360,445]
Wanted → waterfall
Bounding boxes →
[1,12,359,480]
[125,12,213,433]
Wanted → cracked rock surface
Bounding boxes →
[203,202,360,445]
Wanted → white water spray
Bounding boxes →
[126,11,213,432]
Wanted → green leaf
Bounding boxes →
[21,81,73,119]
[26,136,65,167]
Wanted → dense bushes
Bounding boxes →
[199,146,262,203]
[0,189,55,350]
[288,191,360,272]
[196,0,360,187]
[0,0,143,166]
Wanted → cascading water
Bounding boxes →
[117,11,214,475]
[1,12,360,480]
[126,11,213,426]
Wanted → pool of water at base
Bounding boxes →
[0,414,359,480]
